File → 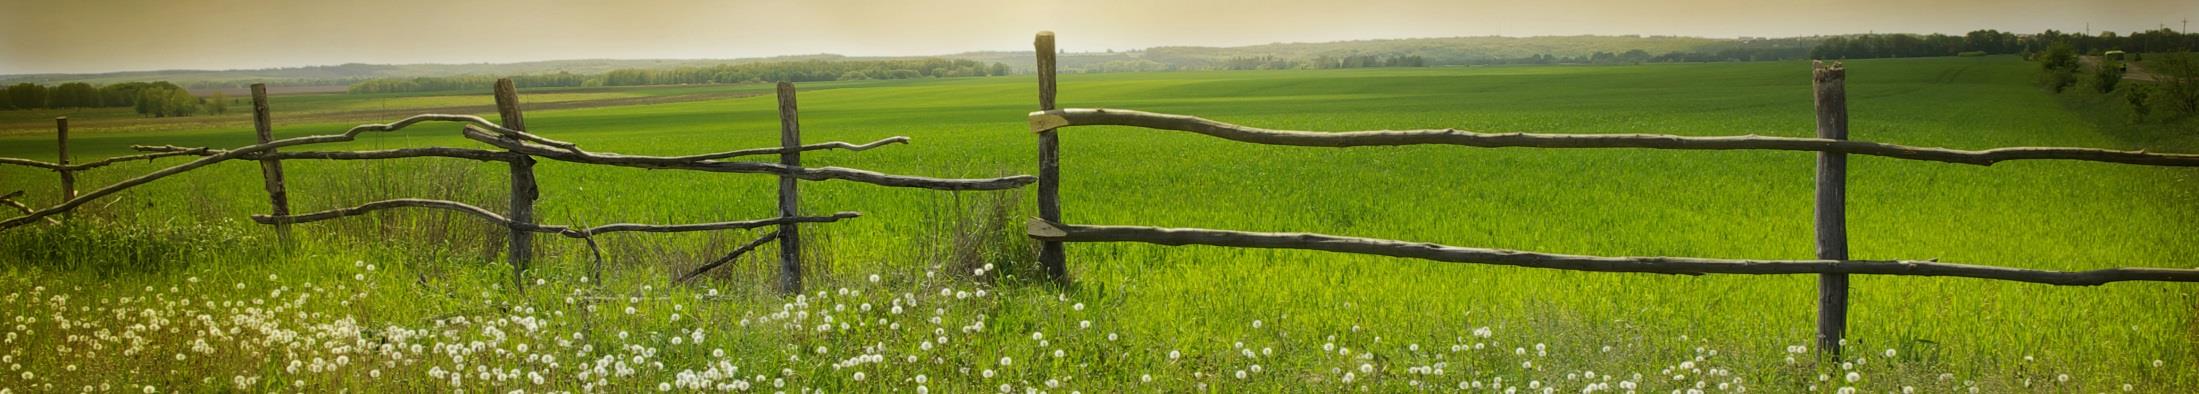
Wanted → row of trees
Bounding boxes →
[1813,29,2199,60]
[1,81,221,117]
[350,59,1014,94]
[1213,54,1430,70]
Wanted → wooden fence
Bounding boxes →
[1021,32,2199,356]
[0,79,1034,294]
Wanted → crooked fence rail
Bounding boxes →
[1022,31,2199,357]
[0,80,1034,294]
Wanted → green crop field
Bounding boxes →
[1,56,2194,393]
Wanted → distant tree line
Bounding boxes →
[1211,54,1429,70]
[0,81,222,117]
[1811,29,2199,59]
[349,59,1014,94]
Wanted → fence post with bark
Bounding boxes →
[1812,62,1851,357]
[55,117,73,220]
[776,82,805,294]
[250,84,294,244]
[494,78,539,289]
[1034,31,1068,283]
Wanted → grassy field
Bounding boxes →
[1,56,2194,393]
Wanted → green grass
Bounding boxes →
[0,56,2194,393]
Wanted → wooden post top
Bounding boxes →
[1813,60,1845,82]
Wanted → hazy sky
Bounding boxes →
[2,0,2194,74]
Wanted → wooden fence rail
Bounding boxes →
[0,80,1034,294]
[1023,32,2199,357]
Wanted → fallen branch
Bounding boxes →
[0,191,55,225]
[1027,219,2199,286]
[461,126,1035,191]
[1030,108,2199,167]
[667,136,912,161]
[675,231,782,283]
[132,145,526,163]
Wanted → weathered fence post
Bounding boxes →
[1812,61,1850,357]
[249,84,293,244]
[494,78,538,290]
[775,82,804,295]
[54,117,73,220]
[1034,31,1068,283]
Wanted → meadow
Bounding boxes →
[1,55,2194,393]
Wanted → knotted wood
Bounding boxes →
[1029,108,2199,167]
[1028,219,2199,286]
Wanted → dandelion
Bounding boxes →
[982,369,995,378]
[1140,374,1152,383]
[1169,350,1181,361]
[869,274,881,283]
[2153,360,2164,368]
[658,382,671,392]
[2055,374,2069,383]
[1235,370,1248,379]
[1000,356,1013,366]
[853,372,866,381]
[1884,348,1897,358]
[1844,372,1861,383]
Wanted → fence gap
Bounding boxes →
[54,117,73,220]
[494,78,538,290]
[775,82,804,295]
[1034,31,1067,283]
[1813,62,1851,357]
[250,84,293,244]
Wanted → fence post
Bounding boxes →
[775,82,804,295]
[494,78,538,290]
[1034,31,1068,283]
[54,117,73,220]
[1812,62,1850,357]
[249,84,293,244]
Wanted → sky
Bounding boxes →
[1,0,2194,75]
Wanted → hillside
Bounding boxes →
[0,35,1822,89]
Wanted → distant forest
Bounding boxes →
[347,58,1015,94]
[1,81,220,117]
[4,29,2198,101]
[1808,29,2199,59]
